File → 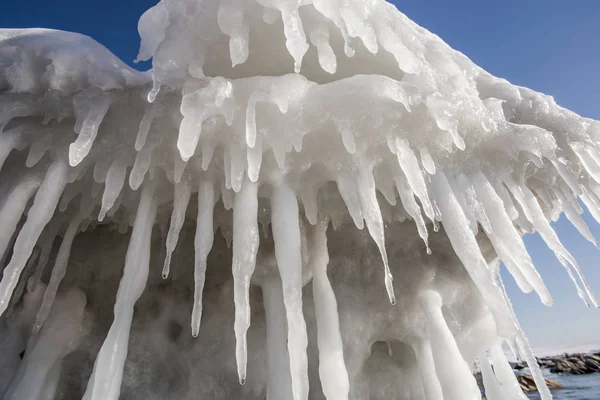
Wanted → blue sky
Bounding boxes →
[2,1,600,353]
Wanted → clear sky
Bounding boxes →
[1,1,599,353]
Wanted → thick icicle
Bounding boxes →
[310,220,349,400]
[432,172,516,338]
[490,343,528,399]
[162,181,191,279]
[0,161,68,316]
[419,290,480,400]
[262,277,294,400]
[411,338,444,400]
[271,182,309,400]
[135,101,158,151]
[479,353,504,400]
[231,179,260,385]
[0,174,41,261]
[33,217,81,333]
[191,179,215,337]
[82,183,157,400]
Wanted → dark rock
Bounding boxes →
[517,374,562,393]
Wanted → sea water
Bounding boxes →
[527,372,600,400]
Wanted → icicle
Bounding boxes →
[411,338,444,400]
[129,146,153,190]
[0,160,68,316]
[191,180,215,337]
[580,187,600,225]
[278,4,309,73]
[231,179,260,385]
[394,138,435,222]
[308,25,337,74]
[393,168,429,252]
[217,0,250,67]
[69,89,112,166]
[262,277,294,400]
[572,143,600,184]
[419,290,481,400]
[271,182,309,400]
[33,217,81,333]
[202,141,215,171]
[479,353,504,400]
[340,129,356,155]
[173,156,187,183]
[135,101,158,151]
[310,220,349,400]
[357,167,395,304]
[0,174,42,261]
[162,181,191,279]
[498,275,553,400]
[473,172,552,305]
[99,161,127,221]
[4,288,87,400]
[490,343,528,399]
[0,130,24,173]
[419,146,436,175]
[505,178,598,307]
[247,135,263,182]
[555,189,596,246]
[335,175,364,229]
[26,139,50,168]
[246,91,270,148]
[82,182,157,400]
[432,172,516,338]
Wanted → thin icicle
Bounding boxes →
[555,189,596,246]
[163,181,191,279]
[231,179,260,385]
[479,353,504,400]
[505,178,598,307]
[33,217,81,333]
[473,172,552,305]
[394,138,435,222]
[393,167,429,253]
[82,182,157,400]
[310,220,349,400]
[0,160,68,316]
[0,174,42,261]
[191,180,215,337]
[498,275,553,400]
[357,167,395,304]
[271,182,309,400]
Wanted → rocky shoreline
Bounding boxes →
[513,352,600,375]
[478,351,600,396]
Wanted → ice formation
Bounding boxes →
[0,1,599,399]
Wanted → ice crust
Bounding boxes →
[1,1,600,399]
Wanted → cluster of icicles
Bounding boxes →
[1,0,600,399]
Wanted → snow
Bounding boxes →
[1,0,600,399]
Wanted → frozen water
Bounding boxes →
[1,1,600,399]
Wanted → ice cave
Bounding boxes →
[0,0,599,399]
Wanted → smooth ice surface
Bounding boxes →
[1,0,600,399]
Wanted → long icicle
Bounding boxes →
[271,182,309,400]
[162,180,191,279]
[82,182,157,400]
[191,179,215,337]
[33,217,81,333]
[310,219,349,400]
[231,179,260,385]
[0,160,68,316]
